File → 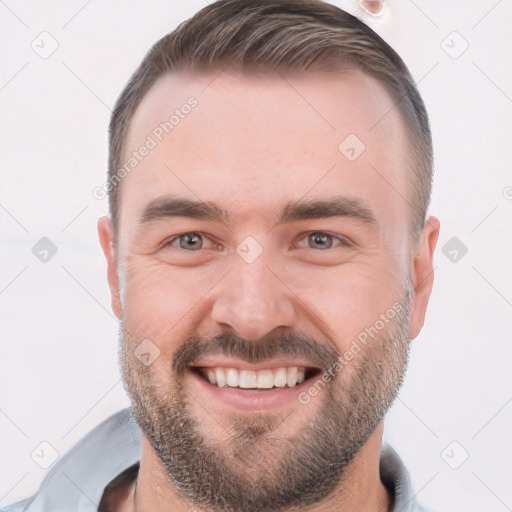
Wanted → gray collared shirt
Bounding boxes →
[2,408,431,512]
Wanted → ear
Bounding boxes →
[408,215,440,340]
[97,216,123,320]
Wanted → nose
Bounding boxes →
[211,256,297,341]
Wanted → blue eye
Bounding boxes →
[166,232,204,251]
[161,231,351,254]
[308,232,333,250]
[306,231,352,250]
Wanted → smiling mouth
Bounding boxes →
[191,366,321,390]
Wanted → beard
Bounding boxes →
[119,286,412,512]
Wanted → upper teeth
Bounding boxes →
[204,367,306,389]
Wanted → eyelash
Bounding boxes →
[161,231,353,251]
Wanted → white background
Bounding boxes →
[1,1,511,510]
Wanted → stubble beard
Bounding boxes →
[119,291,412,512]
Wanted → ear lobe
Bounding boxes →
[408,215,440,340]
[97,216,123,320]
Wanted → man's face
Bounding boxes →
[100,70,436,510]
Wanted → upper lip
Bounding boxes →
[190,356,321,372]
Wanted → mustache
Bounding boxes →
[173,331,341,378]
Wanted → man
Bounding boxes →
[3,0,439,511]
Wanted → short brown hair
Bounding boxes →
[107,0,433,238]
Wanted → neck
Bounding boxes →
[120,424,392,512]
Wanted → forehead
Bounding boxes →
[119,69,411,237]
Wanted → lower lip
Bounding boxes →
[189,370,315,411]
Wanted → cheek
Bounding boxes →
[120,258,218,351]
[287,261,405,349]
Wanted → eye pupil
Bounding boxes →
[179,233,203,250]
[309,232,333,250]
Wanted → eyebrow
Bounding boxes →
[278,197,377,225]
[140,197,228,224]
[138,195,377,227]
